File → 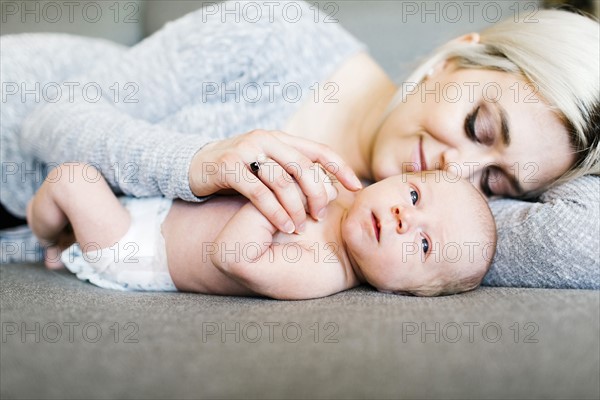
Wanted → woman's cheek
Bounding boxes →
[373,144,405,180]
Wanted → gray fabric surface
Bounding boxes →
[1,263,598,399]
[485,174,600,289]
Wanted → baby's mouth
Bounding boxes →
[371,212,380,242]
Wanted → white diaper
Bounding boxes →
[61,196,177,291]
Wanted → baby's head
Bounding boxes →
[342,171,496,296]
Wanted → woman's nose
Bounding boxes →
[392,205,411,234]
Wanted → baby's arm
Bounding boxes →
[27,163,130,266]
[211,202,348,300]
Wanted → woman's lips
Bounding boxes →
[419,137,428,171]
[408,137,427,172]
[371,212,380,242]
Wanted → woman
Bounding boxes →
[1,1,598,288]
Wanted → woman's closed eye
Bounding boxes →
[465,105,495,146]
[481,168,494,197]
[481,166,519,198]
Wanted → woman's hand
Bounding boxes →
[257,159,339,219]
[189,129,361,233]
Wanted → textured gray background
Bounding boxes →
[1,0,543,78]
[1,263,599,399]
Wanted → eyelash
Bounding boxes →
[465,106,481,143]
[481,168,494,197]
[409,187,430,255]
[482,166,512,198]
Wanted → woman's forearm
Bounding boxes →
[20,97,211,201]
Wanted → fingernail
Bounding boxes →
[318,208,327,221]
[352,176,362,189]
[284,221,295,234]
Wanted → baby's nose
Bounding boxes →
[392,205,410,234]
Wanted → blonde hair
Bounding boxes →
[385,8,600,194]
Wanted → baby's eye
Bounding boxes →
[421,238,429,254]
[410,189,419,205]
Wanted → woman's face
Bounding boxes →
[370,62,574,198]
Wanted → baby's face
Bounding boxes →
[341,172,494,294]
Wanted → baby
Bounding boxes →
[27,163,497,299]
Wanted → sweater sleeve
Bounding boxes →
[21,97,211,201]
[19,5,271,201]
[484,175,600,289]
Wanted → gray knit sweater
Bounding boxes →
[1,1,598,288]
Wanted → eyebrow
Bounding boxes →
[495,103,511,147]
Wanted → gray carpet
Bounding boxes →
[1,263,599,399]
